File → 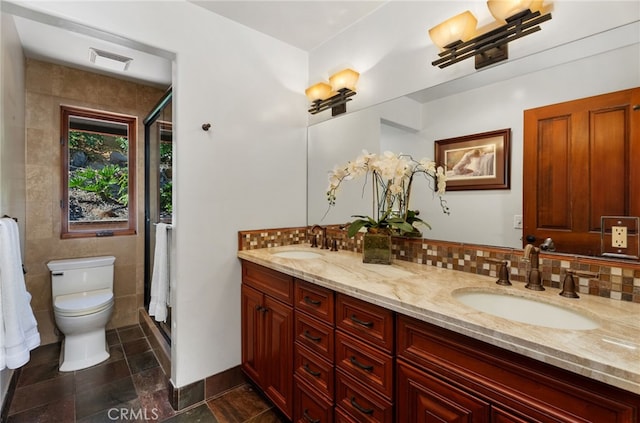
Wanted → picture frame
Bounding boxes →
[435,128,511,191]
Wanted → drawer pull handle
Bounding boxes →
[350,314,373,328]
[350,396,374,415]
[304,296,321,306]
[303,363,321,377]
[303,330,321,342]
[303,409,320,423]
[350,356,373,372]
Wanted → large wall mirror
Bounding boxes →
[307,25,639,257]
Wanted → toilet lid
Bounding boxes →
[54,289,114,317]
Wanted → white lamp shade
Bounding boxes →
[429,11,478,49]
[305,82,332,102]
[329,69,359,92]
[487,0,541,22]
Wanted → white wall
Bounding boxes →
[10,0,308,387]
[0,10,26,411]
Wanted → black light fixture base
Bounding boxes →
[308,88,356,116]
[433,9,552,70]
[475,43,508,69]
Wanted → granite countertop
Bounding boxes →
[238,245,640,394]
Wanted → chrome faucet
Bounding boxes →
[310,225,329,249]
[523,244,544,291]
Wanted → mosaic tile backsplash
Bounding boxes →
[238,226,640,303]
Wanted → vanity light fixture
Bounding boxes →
[429,0,552,70]
[306,68,359,116]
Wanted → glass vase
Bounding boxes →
[362,233,392,264]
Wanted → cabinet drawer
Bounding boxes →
[335,370,393,423]
[295,279,335,325]
[294,343,334,401]
[295,311,335,361]
[242,261,293,305]
[294,375,334,423]
[335,332,393,400]
[336,294,394,354]
[397,360,490,423]
[396,314,639,423]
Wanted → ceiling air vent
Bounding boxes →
[89,47,133,71]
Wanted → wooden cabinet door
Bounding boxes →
[241,284,264,385]
[263,295,294,419]
[397,361,490,423]
[523,88,640,255]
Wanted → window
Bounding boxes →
[61,106,137,238]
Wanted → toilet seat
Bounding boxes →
[54,288,113,317]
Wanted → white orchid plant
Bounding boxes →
[327,151,450,238]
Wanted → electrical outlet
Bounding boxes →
[612,226,628,248]
[513,215,523,229]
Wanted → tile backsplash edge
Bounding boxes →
[238,226,640,303]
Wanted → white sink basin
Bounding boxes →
[452,290,600,330]
[272,250,323,259]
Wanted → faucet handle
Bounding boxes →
[484,258,512,286]
[560,269,599,299]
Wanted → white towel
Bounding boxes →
[148,223,170,322]
[0,218,40,370]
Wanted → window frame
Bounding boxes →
[60,105,137,238]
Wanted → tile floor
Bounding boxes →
[4,324,286,422]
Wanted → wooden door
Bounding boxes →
[523,88,640,255]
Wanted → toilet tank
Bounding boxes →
[47,256,115,298]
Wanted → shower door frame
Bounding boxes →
[143,87,173,344]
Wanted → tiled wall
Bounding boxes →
[25,59,166,343]
[238,226,640,303]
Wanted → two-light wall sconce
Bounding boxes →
[429,0,552,69]
[305,68,360,116]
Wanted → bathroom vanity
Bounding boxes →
[238,246,640,422]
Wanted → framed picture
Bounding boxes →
[435,128,511,191]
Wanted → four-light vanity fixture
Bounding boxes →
[305,68,360,116]
[429,0,552,69]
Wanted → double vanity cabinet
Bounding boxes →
[239,251,640,423]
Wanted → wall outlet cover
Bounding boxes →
[612,226,628,248]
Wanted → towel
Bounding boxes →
[148,223,170,322]
[0,218,40,370]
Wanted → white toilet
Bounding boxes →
[47,256,115,371]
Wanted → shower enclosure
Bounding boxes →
[144,88,173,343]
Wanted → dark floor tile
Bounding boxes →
[123,338,152,357]
[25,343,61,368]
[76,398,143,423]
[162,404,217,423]
[206,385,270,423]
[106,329,120,346]
[138,389,175,422]
[118,325,145,343]
[9,373,75,415]
[132,367,168,396]
[6,396,75,423]
[246,409,287,423]
[127,350,159,374]
[75,359,131,391]
[75,376,138,420]
[17,360,62,387]
[103,343,125,365]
